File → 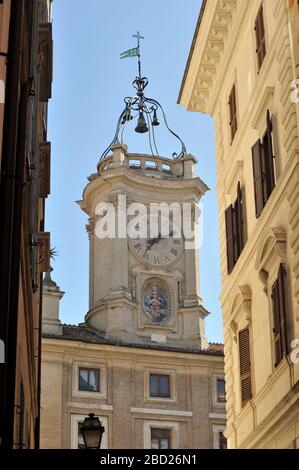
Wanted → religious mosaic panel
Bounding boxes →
[142,277,171,324]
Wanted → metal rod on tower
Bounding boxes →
[133,31,144,78]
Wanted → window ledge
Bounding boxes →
[145,397,176,405]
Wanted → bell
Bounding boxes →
[135,113,149,133]
[121,107,132,124]
[152,109,160,126]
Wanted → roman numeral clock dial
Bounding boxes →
[130,218,183,267]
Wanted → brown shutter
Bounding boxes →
[229,85,237,142]
[259,5,266,63]
[264,110,275,196]
[255,5,266,70]
[254,11,261,60]
[225,205,235,274]
[272,264,288,367]
[278,264,288,356]
[252,139,264,217]
[239,328,252,406]
[272,279,282,366]
[236,182,244,254]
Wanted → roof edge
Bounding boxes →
[177,0,207,104]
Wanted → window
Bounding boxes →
[239,327,252,407]
[216,379,226,403]
[228,84,238,142]
[219,432,227,449]
[212,424,226,449]
[255,4,266,70]
[79,368,99,392]
[225,182,245,274]
[146,160,157,169]
[77,422,85,449]
[162,163,171,172]
[71,415,108,449]
[150,374,170,398]
[129,159,141,168]
[271,264,289,367]
[252,110,276,217]
[73,362,107,398]
[151,428,171,449]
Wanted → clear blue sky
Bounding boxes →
[47,0,224,343]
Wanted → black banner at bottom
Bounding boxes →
[0,449,297,467]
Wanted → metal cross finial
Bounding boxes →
[133,31,144,47]
[133,31,144,78]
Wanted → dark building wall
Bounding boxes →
[0,0,52,449]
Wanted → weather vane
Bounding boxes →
[99,31,187,162]
[120,31,144,78]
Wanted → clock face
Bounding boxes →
[129,215,183,267]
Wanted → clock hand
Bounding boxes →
[145,232,162,252]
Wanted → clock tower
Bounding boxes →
[41,35,227,452]
[78,66,210,349]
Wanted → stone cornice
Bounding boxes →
[42,337,224,362]
[179,0,252,114]
[77,167,208,216]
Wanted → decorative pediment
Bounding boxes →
[37,232,51,273]
[251,87,274,131]
[255,227,287,291]
[255,227,287,271]
[38,23,53,102]
[229,285,252,341]
[225,160,243,197]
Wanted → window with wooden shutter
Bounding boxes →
[263,110,275,197]
[225,205,235,274]
[238,328,252,406]
[235,182,244,254]
[229,84,238,142]
[252,139,264,217]
[255,4,266,70]
[225,183,246,274]
[252,110,276,217]
[271,264,288,367]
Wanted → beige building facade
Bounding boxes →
[179,0,299,449]
[41,145,226,449]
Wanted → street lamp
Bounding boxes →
[80,413,105,449]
